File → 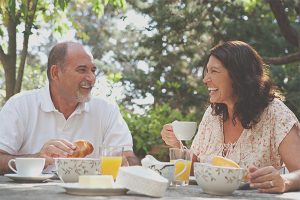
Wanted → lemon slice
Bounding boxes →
[211,156,240,168]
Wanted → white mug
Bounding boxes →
[8,158,45,176]
[172,121,197,140]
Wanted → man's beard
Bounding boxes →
[76,90,91,103]
[76,80,93,103]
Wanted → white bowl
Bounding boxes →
[194,162,245,195]
[172,121,197,140]
[116,166,168,197]
[55,158,100,183]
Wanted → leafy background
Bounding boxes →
[0,0,299,160]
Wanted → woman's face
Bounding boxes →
[203,56,236,106]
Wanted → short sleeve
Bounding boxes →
[269,99,300,151]
[102,103,133,151]
[0,98,25,154]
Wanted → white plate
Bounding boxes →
[4,174,54,183]
[60,183,128,196]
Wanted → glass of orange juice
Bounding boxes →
[100,146,124,180]
[169,148,192,186]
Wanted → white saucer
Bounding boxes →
[60,183,128,196]
[4,174,54,183]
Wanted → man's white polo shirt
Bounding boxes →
[0,85,133,158]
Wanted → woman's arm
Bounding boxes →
[279,125,300,172]
[248,124,300,193]
[278,124,300,191]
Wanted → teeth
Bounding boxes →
[81,85,90,89]
[80,81,93,89]
[208,88,218,91]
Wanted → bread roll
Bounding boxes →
[68,140,94,158]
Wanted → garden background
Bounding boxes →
[1,0,299,160]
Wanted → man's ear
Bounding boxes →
[50,65,59,81]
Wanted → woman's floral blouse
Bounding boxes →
[191,98,300,169]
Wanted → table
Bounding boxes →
[0,175,299,200]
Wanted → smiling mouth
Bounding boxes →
[208,87,218,94]
[80,81,94,90]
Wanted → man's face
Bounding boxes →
[56,44,96,103]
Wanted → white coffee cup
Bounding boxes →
[172,121,197,140]
[8,158,45,176]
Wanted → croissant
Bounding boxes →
[68,140,94,158]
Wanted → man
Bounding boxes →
[0,41,139,174]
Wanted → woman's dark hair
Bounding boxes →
[203,41,281,129]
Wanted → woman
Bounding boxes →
[161,41,300,193]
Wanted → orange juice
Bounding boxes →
[171,160,192,182]
[101,156,122,179]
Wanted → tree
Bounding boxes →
[0,0,126,101]
[125,0,300,115]
[265,0,300,65]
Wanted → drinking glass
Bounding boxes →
[100,146,124,180]
[169,148,192,186]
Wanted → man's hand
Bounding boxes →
[38,139,76,165]
[123,151,141,166]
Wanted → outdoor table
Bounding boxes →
[0,175,300,200]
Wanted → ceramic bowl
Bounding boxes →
[55,158,100,183]
[194,162,245,195]
[116,166,168,197]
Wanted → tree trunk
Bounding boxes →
[268,0,299,47]
[266,0,300,65]
[5,7,17,100]
[15,0,38,94]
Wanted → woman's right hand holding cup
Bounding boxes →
[161,123,181,148]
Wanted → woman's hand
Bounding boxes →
[161,123,181,148]
[247,165,287,193]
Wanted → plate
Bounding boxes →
[4,174,54,183]
[60,183,128,196]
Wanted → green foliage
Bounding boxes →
[54,0,71,10]
[270,64,300,119]
[91,0,126,16]
[21,57,47,91]
[107,72,122,82]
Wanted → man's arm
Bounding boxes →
[0,150,15,175]
[123,151,141,166]
[0,139,76,175]
[0,150,43,175]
